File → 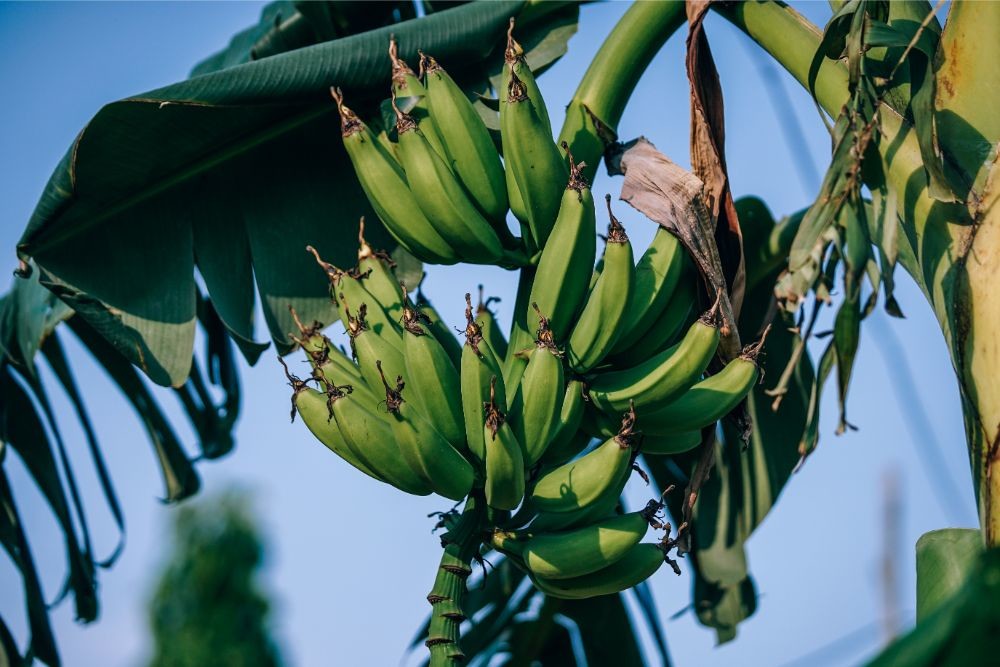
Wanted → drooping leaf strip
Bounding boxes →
[0,290,241,666]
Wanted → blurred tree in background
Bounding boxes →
[146,489,282,667]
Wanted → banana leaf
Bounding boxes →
[15,0,579,388]
[645,197,813,643]
[0,273,241,666]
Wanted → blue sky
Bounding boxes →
[0,2,975,666]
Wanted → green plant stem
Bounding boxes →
[715,0,1000,546]
[425,493,486,666]
[557,0,687,181]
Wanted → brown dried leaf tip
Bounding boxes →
[604,194,629,244]
[278,356,307,422]
[562,141,589,196]
[400,283,430,336]
[287,305,324,345]
[699,290,724,328]
[741,323,771,365]
[389,35,417,88]
[477,284,500,317]
[329,87,362,137]
[376,359,404,414]
[483,376,505,441]
[507,66,528,104]
[505,17,524,65]
[340,294,369,339]
[463,292,485,355]
[531,302,562,356]
[656,521,688,576]
[356,217,396,268]
[418,50,442,77]
[390,89,417,134]
[614,400,640,449]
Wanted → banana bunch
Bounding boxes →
[289,22,767,604]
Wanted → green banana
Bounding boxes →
[355,218,405,324]
[414,283,463,371]
[539,381,586,466]
[341,299,407,394]
[641,430,701,456]
[330,87,457,265]
[508,304,565,466]
[389,38,447,158]
[641,346,763,436]
[608,275,697,368]
[566,196,635,373]
[587,305,721,414]
[326,384,433,497]
[532,542,667,600]
[609,226,689,354]
[476,285,508,360]
[500,51,566,248]
[399,287,466,449]
[526,145,597,341]
[287,311,372,399]
[283,362,383,483]
[420,52,510,232]
[520,509,655,580]
[307,245,402,347]
[484,377,526,511]
[530,405,639,513]
[378,362,475,501]
[461,293,506,465]
[502,19,552,135]
[393,99,512,266]
[528,458,628,532]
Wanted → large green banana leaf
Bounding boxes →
[14,0,578,388]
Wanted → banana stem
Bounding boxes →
[557,0,687,181]
[425,493,486,666]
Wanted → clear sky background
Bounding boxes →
[0,2,975,666]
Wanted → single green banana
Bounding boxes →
[587,305,721,414]
[532,542,667,600]
[641,347,763,436]
[609,226,689,354]
[641,430,701,456]
[530,405,639,513]
[521,509,656,580]
[355,218,405,324]
[607,275,697,368]
[341,299,407,394]
[394,99,508,265]
[539,381,586,466]
[566,196,635,373]
[476,285,508,361]
[421,52,510,231]
[378,362,475,501]
[307,245,402,347]
[528,460,629,532]
[501,19,552,135]
[526,145,597,341]
[389,38,447,158]
[508,304,565,466]
[399,287,466,449]
[461,293,506,465]
[414,284,463,371]
[330,87,457,265]
[484,377,526,511]
[501,63,566,249]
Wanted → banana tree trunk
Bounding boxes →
[715,0,1000,546]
